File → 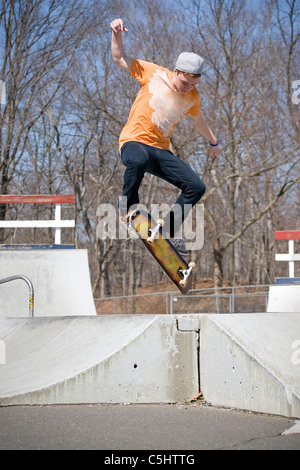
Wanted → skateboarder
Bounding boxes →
[111,18,219,255]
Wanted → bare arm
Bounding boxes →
[190,113,219,159]
[110,18,132,73]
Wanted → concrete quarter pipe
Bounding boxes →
[0,249,96,317]
[0,315,199,405]
[0,247,300,417]
[0,313,299,418]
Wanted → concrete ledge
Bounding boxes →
[1,313,299,418]
[200,313,300,418]
[0,315,199,405]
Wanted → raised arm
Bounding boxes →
[190,113,219,159]
[110,18,132,73]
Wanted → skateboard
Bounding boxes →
[129,209,195,295]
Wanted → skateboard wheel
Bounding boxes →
[189,262,196,269]
[147,237,154,244]
[157,219,165,227]
[179,279,187,287]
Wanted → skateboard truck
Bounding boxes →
[178,262,196,288]
[147,219,165,244]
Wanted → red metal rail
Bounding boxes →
[275,231,300,240]
[0,195,75,204]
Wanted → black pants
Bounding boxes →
[120,141,206,236]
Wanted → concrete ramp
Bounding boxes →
[267,285,300,312]
[0,315,198,406]
[0,249,96,316]
[200,313,300,418]
[1,313,299,418]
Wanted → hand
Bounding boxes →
[209,143,219,159]
[110,18,128,34]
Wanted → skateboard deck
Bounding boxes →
[129,209,195,295]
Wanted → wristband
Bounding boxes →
[210,140,218,147]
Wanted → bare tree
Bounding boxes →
[1,0,299,295]
[173,0,300,287]
[0,0,107,240]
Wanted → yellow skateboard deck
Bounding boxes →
[129,209,195,295]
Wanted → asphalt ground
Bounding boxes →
[0,402,299,452]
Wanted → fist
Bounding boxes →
[110,18,128,33]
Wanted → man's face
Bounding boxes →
[172,69,200,94]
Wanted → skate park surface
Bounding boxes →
[0,248,300,449]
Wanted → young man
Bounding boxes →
[111,18,219,254]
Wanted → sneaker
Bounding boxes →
[171,237,188,257]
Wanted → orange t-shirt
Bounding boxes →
[119,59,201,151]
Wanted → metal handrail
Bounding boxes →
[0,275,34,317]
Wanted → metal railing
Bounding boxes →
[95,291,170,315]
[0,275,34,317]
[95,285,270,315]
[170,286,270,315]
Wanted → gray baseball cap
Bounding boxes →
[175,52,204,75]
